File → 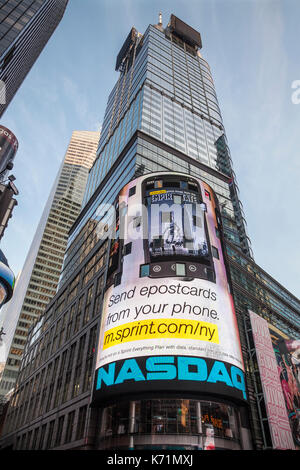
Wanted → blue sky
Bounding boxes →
[0,0,299,298]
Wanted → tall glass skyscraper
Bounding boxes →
[0,0,69,117]
[81,16,251,255]
[0,15,299,451]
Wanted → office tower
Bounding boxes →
[0,130,100,399]
[0,0,69,117]
[0,15,299,451]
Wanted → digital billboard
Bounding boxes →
[0,126,18,176]
[0,250,15,308]
[269,322,300,448]
[93,173,246,404]
[249,310,298,450]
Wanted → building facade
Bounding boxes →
[0,0,68,117]
[0,130,100,399]
[0,15,299,451]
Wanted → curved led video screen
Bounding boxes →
[93,172,246,404]
[0,259,15,306]
[0,126,18,175]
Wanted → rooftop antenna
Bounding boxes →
[158,12,162,25]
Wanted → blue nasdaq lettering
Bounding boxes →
[96,361,115,388]
[177,356,207,381]
[96,356,247,400]
[207,361,233,387]
[230,365,246,399]
[146,356,177,380]
[115,358,145,384]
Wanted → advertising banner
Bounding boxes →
[0,258,14,306]
[93,173,246,403]
[249,310,296,450]
[269,324,300,448]
[0,126,18,176]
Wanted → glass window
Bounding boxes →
[101,399,240,444]
[54,416,64,447]
[65,411,75,443]
[76,405,88,440]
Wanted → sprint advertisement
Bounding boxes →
[93,173,246,403]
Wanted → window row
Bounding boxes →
[15,405,88,450]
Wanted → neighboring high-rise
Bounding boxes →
[0,130,100,398]
[0,15,299,451]
[0,0,69,117]
[0,125,18,344]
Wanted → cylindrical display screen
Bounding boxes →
[0,257,15,305]
[0,281,7,306]
[0,126,18,176]
[93,173,246,404]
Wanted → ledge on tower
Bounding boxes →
[115,27,138,71]
[169,14,202,49]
